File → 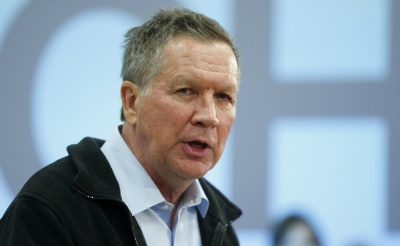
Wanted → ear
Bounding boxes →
[121,81,141,126]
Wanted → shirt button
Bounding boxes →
[161,204,169,210]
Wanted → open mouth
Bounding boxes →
[188,141,208,149]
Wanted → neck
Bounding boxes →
[153,176,193,207]
[156,180,194,229]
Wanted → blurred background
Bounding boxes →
[0,0,399,245]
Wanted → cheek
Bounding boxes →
[219,114,235,136]
[216,121,234,150]
[140,101,188,139]
[158,105,188,130]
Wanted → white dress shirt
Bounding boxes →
[100,127,209,246]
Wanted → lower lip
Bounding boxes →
[183,143,210,158]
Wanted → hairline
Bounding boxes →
[138,35,239,96]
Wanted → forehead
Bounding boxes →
[162,37,239,83]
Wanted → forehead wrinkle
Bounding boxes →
[193,53,238,82]
[182,50,236,69]
[180,55,237,79]
[171,72,238,95]
[165,58,237,81]
[191,65,239,88]
[166,40,237,69]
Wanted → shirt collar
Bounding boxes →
[101,126,209,217]
[181,179,209,218]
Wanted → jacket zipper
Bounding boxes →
[129,214,140,246]
[218,223,229,246]
[73,187,140,246]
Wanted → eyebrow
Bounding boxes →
[172,74,239,92]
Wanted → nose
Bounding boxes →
[191,96,219,127]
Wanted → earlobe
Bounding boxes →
[121,81,140,125]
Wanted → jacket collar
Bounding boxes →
[199,178,242,224]
[67,137,122,201]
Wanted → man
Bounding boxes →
[0,8,241,245]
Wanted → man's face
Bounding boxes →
[125,37,238,186]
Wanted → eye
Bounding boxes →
[176,88,193,95]
[215,92,232,102]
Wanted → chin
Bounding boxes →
[178,167,211,180]
[181,171,208,180]
[172,158,214,179]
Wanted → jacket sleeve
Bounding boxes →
[0,195,74,245]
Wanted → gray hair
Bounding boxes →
[120,8,240,121]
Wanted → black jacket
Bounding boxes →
[0,137,242,245]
